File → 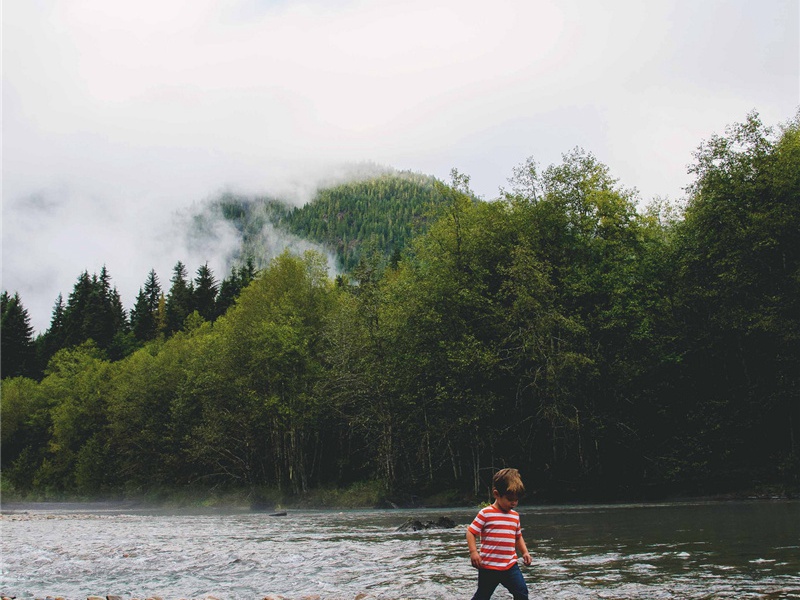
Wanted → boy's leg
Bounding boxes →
[499,563,529,600]
[470,568,502,600]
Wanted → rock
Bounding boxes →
[269,511,288,517]
[87,596,105,600]
[435,516,456,528]
[397,519,425,531]
[396,516,457,531]
[107,596,124,600]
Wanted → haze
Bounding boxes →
[2,0,798,333]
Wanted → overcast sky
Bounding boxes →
[3,0,799,333]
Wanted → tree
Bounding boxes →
[82,266,119,349]
[62,271,94,348]
[40,267,129,363]
[192,251,334,493]
[166,261,194,334]
[667,111,800,487]
[130,270,162,342]
[1,291,36,379]
[1,376,50,490]
[193,263,218,321]
[34,342,112,490]
[36,294,67,373]
[216,257,256,317]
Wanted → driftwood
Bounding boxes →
[396,516,456,531]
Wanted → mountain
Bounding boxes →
[213,171,443,273]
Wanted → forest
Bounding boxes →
[1,112,798,505]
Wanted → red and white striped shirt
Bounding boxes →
[468,505,522,570]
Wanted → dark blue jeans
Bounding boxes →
[471,563,529,599]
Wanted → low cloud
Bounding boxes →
[3,0,797,332]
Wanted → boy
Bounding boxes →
[466,468,532,600]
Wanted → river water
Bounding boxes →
[1,500,798,599]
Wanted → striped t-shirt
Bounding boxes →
[468,505,522,570]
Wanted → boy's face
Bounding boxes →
[493,489,519,512]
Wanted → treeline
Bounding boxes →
[2,112,798,502]
[1,260,257,380]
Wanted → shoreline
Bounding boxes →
[2,493,796,517]
[2,478,796,516]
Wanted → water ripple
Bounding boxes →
[2,502,800,599]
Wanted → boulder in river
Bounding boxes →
[396,516,456,531]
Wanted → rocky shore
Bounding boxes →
[2,595,376,600]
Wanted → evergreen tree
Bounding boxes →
[216,257,256,316]
[83,267,116,349]
[36,294,66,372]
[193,263,218,321]
[106,287,135,361]
[63,271,94,347]
[1,291,35,379]
[165,261,194,333]
[130,269,162,342]
[44,267,129,359]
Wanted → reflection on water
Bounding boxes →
[1,501,799,599]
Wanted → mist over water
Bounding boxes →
[2,502,798,599]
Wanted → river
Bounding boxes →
[1,500,798,599]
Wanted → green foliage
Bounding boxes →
[3,113,798,501]
[657,110,800,487]
[218,172,442,272]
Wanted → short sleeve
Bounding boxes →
[468,508,486,536]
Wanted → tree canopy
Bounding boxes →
[2,112,798,502]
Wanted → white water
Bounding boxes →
[2,501,799,599]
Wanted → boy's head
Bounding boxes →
[492,468,525,499]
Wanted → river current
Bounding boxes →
[1,501,798,599]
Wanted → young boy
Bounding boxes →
[466,468,532,600]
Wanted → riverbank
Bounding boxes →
[0,480,477,511]
[2,476,796,512]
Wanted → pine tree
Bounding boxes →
[1,291,36,379]
[63,271,93,347]
[130,269,162,342]
[166,261,194,333]
[83,267,117,349]
[193,263,218,321]
[216,257,256,317]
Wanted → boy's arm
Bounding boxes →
[516,534,532,566]
[466,529,482,568]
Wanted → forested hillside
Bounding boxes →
[2,112,798,504]
[215,171,442,272]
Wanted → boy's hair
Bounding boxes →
[493,468,525,497]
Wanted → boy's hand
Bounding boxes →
[521,552,532,566]
[470,550,482,569]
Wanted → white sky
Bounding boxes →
[3,0,799,333]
